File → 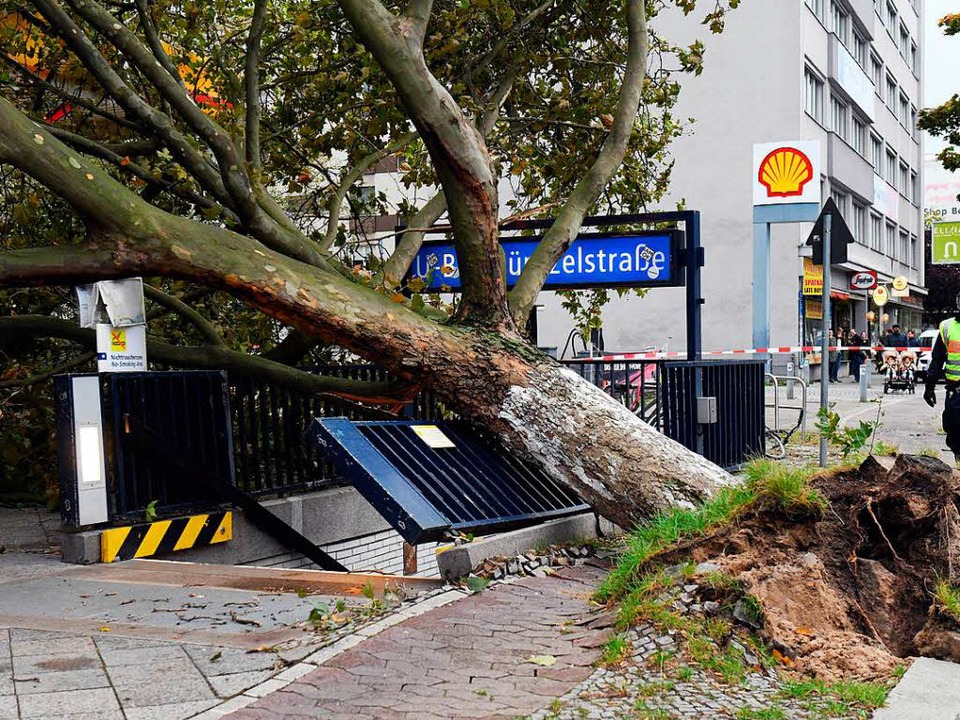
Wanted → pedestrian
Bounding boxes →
[907,329,919,347]
[883,324,908,349]
[924,296,960,464]
[828,329,840,383]
[848,327,865,382]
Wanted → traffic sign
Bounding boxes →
[806,198,854,265]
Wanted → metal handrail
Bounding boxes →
[765,373,808,440]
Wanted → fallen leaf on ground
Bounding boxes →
[527,655,557,667]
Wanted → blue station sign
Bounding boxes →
[409,230,684,291]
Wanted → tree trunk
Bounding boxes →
[402,335,732,527]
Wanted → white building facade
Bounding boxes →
[532,0,926,361]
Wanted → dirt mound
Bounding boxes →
[677,454,960,682]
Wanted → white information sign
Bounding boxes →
[412,425,456,449]
[752,141,821,207]
[96,324,147,373]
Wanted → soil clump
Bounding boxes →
[662,454,960,682]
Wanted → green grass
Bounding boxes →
[599,633,630,666]
[736,707,786,720]
[742,459,827,516]
[779,677,891,718]
[872,440,899,457]
[917,446,941,458]
[935,580,960,622]
[595,484,754,602]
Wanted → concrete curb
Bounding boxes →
[188,588,468,719]
[434,512,599,581]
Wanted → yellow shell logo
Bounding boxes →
[758,147,814,198]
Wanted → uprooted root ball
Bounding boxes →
[669,454,960,682]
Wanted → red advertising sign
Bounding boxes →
[849,270,877,291]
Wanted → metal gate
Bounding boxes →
[107,371,234,519]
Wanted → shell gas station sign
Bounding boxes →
[752,141,821,207]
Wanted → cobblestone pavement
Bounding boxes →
[526,626,827,720]
[221,564,612,720]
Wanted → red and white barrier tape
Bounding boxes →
[581,346,922,362]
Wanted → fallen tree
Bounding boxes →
[0,0,738,527]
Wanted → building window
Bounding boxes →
[885,1,897,37]
[886,73,897,110]
[885,147,897,185]
[853,30,867,67]
[871,213,882,251]
[899,92,910,127]
[804,67,824,123]
[871,133,883,169]
[831,94,849,139]
[910,170,918,203]
[871,53,883,93]
[910,105,918,139]
[899,24,910,58]
[898,162,909,196]
[832,1,849,45]
[831,189,849,216]
[899,229,909,263]
[852,116,866,155]
[806,0,824,20]
[885,221,896,257]
[911,234,919,267]
[852,203,867,244]
[910,42,918,74]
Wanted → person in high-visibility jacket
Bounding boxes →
[923,304,960,461]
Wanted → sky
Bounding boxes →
[923,0,960,213]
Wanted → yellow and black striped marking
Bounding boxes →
[101,511,232,563]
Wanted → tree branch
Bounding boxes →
[0,351,95,389]
[320,131,416,252]
[382,190,447,284]
[63,0,324,266]
[133,0,186,89]
[30,0,233,207]
[42,122,237,223]
[404,0,432,44]
[261,329,318,364]
[509,0,647,322]
[245,0,268,170]
[0,315,415,413]
[142,284,225,346]
[336,0,511,329]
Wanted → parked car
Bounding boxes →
[916,328,939,382]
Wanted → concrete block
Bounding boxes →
[872,657,960,720]
[60,530,102,565]
[300,487,392,544]
[435,513,598,581]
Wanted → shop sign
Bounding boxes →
[806,298,823,320]
[802,257,822,296]
[932,222,960,265]
[752,141,821,207]
[849,270,877,290]
[891,276,909,298]
[873,286,889,307]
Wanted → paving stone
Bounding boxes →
[123,699,220,720]
[112,667,216,708]
[18,686,121,718]
[14,667,111,694]
[185,645,280,676]
[208,669,276,698]
[12,652,102,676]
[11,635,97,658]
[0,694,15,720]
[98,642,189,667]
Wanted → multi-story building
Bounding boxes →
[532,0,926,363]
